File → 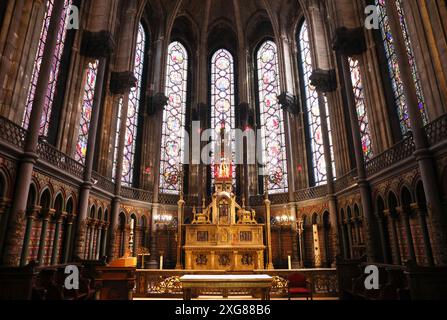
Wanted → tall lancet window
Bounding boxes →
[298,20,335,186]
[210,49,236,188]
[159,42,188,194]
[75,60,99,164]
[113,23,147,186]
[349,58,373,161]
[23,0,72,136]
[256,41,288,194]
[377,0,427,134]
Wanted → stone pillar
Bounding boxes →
[74,31,115,259]
[333,27,380,262]
[411,203,434,267]
[1,0,66,266]
[291,205,300,268]
[384,1,447,265]
[62,213,76,263]
[176,193,185,269]
[264,190,274,270]
[346,218,354,259]
[311,69,340,264]
[385,209,402,265]
[147,204,160,269]
[95,222,103,260]
[101,223,109,258]
[37,208,55,265]
[339,223,349,259]
[20,206,41,266]
[51,211,66,265]
[398,206,416,263]
[75,32,115,259]
[375,212,391,264]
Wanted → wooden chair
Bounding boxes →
[288,273,313,300]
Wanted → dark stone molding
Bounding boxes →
[310,69,338,93]
[81,30,116,58]
[278,92,300,115]
[109,71,137,95]
[147,93,168,116]
[332,27,367,56]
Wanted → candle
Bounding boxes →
[288,255,292,270]
[160,255,163,270]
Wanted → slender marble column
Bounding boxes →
[147,204,160,269]
[74,57,107,258]
[62,213,76,263]
[385,209,402,265]
[96,222,103,260]
[385,0,447,265]
[51,211,66,265]
[176,193,185,269]
[20,206,41,266]
[412,204,434,267]
[101,223,109,258]
[375,213,391,264]
[398,206,416,263]
[264,191,274,270]
[1,0,65,266]
[339,56,379,262]
[37,208,55,265]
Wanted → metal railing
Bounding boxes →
[0,116,27,149]
[121,186,153,203]
[92,171,115,194]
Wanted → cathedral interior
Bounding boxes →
[0,0,447,301]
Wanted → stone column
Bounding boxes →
[333,27,379,262]
[384,1,447,265]
[346,218,354,259]
[298,220,305,267]
[37,208,55,265]
[375,212,391,264]
[62,213,76,263]
[147,204,160,269]
[1,0,66,266]
[398,206,416,263]
[264,190,274,270]
[339,223,349,259]
[411,203,434,267]
[385,209,402,265]
[311,69,341,263]
[101,223,109,258]
[176,193,185,269]
[291,205,300,268]
[20,206,41,266]
[107,71,137,262]
[51,211,66,265]
[95,222,103,260]
[75,31,115,259]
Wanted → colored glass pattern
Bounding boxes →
[377,0,427,134]
[23,0,72,136]
[257,41,288,193]
[159,42,188,194]
[75,60,99,164]
[210,49,236,189]
[298,21,335,186]
[349,58,373,161]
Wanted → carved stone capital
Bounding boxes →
[332,27,367,56]
[81,30,116,58]
[110,71,137,95]
[278,92,300,115]
[147,93,168,116]
[310,69,338,93]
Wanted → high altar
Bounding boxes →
[183,128,266,271]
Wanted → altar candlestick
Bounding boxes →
[288,255,292,270]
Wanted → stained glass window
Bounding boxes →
[159,42,188,194]
[210,49,236,189]
[256,41,288,194]
[75,60,99,164]
[298,21,335,186]
[113,23,146,186]
[376,0,427,134]
[349,57,373,161]
[23,0,72,136]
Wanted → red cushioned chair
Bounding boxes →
[288,273,313,300]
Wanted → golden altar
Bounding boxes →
[183,140,266,271]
